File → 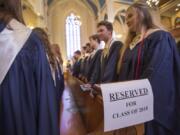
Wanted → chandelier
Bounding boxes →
[146,0,160,8]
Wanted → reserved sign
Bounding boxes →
[101,79,154,132]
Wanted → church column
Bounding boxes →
[106,0,114,23]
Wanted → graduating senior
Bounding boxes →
[87,34,102,84]
[0,0,60,135]
[97,21,123,83]
[117,2,180,135]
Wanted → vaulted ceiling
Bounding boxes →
[47,0,134,17]
[47,0,179,17]
[48,0,102,15]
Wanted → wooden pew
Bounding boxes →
[60,72,144,135]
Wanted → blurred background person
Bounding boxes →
[66,59,72,72]
[52,43,64,71]
[34,28,64,101]
[87,34,102,84]
[72,50,81,78]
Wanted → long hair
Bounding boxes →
[33,27,57,71]
[0,0,24,25]
[117,1,160,74]
[52,44,63,65]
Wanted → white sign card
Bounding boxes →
[101,79,154,132]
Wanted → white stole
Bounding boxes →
[0,19,32,85]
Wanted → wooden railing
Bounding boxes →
[60,72,144,135]
[170,27,180,39]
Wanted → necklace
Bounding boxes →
[129,34,141,50]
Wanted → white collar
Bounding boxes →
[0,19,32,84]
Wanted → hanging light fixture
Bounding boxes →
[146,0,160,8]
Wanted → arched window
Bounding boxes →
[66,13,81,59]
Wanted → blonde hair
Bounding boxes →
[51,44,63,65]
[117,1,161,74]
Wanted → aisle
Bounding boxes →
[59,81,87,135]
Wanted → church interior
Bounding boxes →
[22,0,180,62]
[6,0,180,135]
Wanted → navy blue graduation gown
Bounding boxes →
[72,58,82,77]
[177,41,180,54]
[84,56,91,79]
[55,63,64,101]
[0,23,61,135]
[80,56,89,78]
[79,58,84,77]
[88,49,102,84]
[118,30,180,135]
[101,41,123,83]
